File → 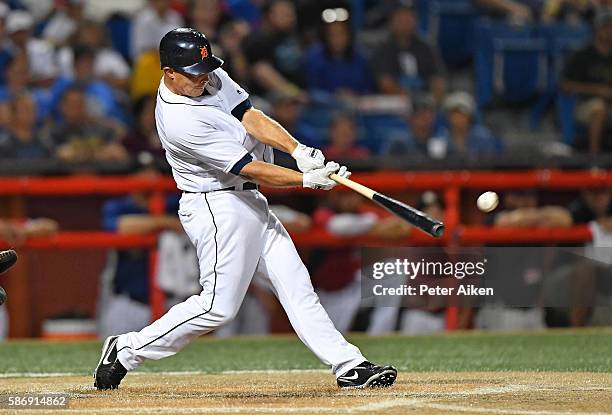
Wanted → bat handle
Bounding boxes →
[329,173,375,199]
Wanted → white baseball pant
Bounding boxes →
[116,189,365,376]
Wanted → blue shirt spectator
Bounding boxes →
[50,77,124,123]
[227,0,262,29]
[304,20,375,96]
[49,45,127,124]
[439,124,502,156]
[380,94,446,156]
[441,91,503,156]
[0,53,53,125]
[102,194,179,305]
[0,49,13,85]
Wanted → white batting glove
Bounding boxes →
[292,143,325,173]
[336,165,351,180]
[303,162,351,190]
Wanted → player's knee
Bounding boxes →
[210,305,239,326]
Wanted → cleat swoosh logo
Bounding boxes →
[102,338,118,365]
[342,371,359,380]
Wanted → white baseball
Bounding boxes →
[477,191,499,213]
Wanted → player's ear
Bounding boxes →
[163,68,175,80]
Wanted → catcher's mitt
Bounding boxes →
[0,250,17,274]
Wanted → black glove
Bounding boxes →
[0,250,17,274]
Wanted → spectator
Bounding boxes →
[57,19,131,90]
[5,10,58,86]
[323,114,370,159]
[474,190,562,331]
[242,0,305,96]
[312,191,411,332]
[0,3,12,85]
[121,95,165,160]
[0,217,59,246]
[50,86,128,163]
[42,0,86,47]
[0,53,53,124]
[269,205,312,233]
[561,7,612,154]
[188,0,227,44]
[0,52,29,99]
[304,16,375,96]
[97,164,186,338]
[567,188,612,229]
[543,0,602,23]
[217,21,251,86]
[0,101,10,148]
[542,188,612,327]
[268,90,318,146]
[371,2,446,101]
[130,47,163,102]
[51,45,127,124]
[227,0,264,29]
[0,216,58,340]
[399,192,448,334]
[440,92,502,157]
[4,93,51,159]
[131,0,184,61]
[491,190,573,227]
[381,93,445,156]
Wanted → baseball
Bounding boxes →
[477,191,499,212]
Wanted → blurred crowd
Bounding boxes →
[0,0,609,166]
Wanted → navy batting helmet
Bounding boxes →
[159,28,223,76]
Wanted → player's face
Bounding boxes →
[171,71,210,97]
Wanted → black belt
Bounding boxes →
[183,182,258,194]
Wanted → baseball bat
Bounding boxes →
[0,250,17,274]
[329,174,445,238]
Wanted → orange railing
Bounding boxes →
[0,169,607,327]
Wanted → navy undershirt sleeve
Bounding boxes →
[229,153,254,175]
[231,98,253,121]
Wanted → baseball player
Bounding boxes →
[0,250,17,328]
[94,28,397,390]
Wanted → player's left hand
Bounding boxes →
[292,144,325,173]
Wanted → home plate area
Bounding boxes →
[1,371,610,415]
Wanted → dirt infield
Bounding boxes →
[0,371,611,414]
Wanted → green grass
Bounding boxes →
[0,330,611,375]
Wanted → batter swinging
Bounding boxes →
[94,28,397,390]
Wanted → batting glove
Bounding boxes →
[292,144,325,173]
[303,162,351,190]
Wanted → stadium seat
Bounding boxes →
[427,0,476,67]
[473,20,547,107]
[494,38,548,102]
[105,13,132,64]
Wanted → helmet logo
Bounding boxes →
[200,47,208,60]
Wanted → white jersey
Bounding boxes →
[155,68,273,192]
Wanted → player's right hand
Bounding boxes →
[303,162,350,190]
[292,144,325,173]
